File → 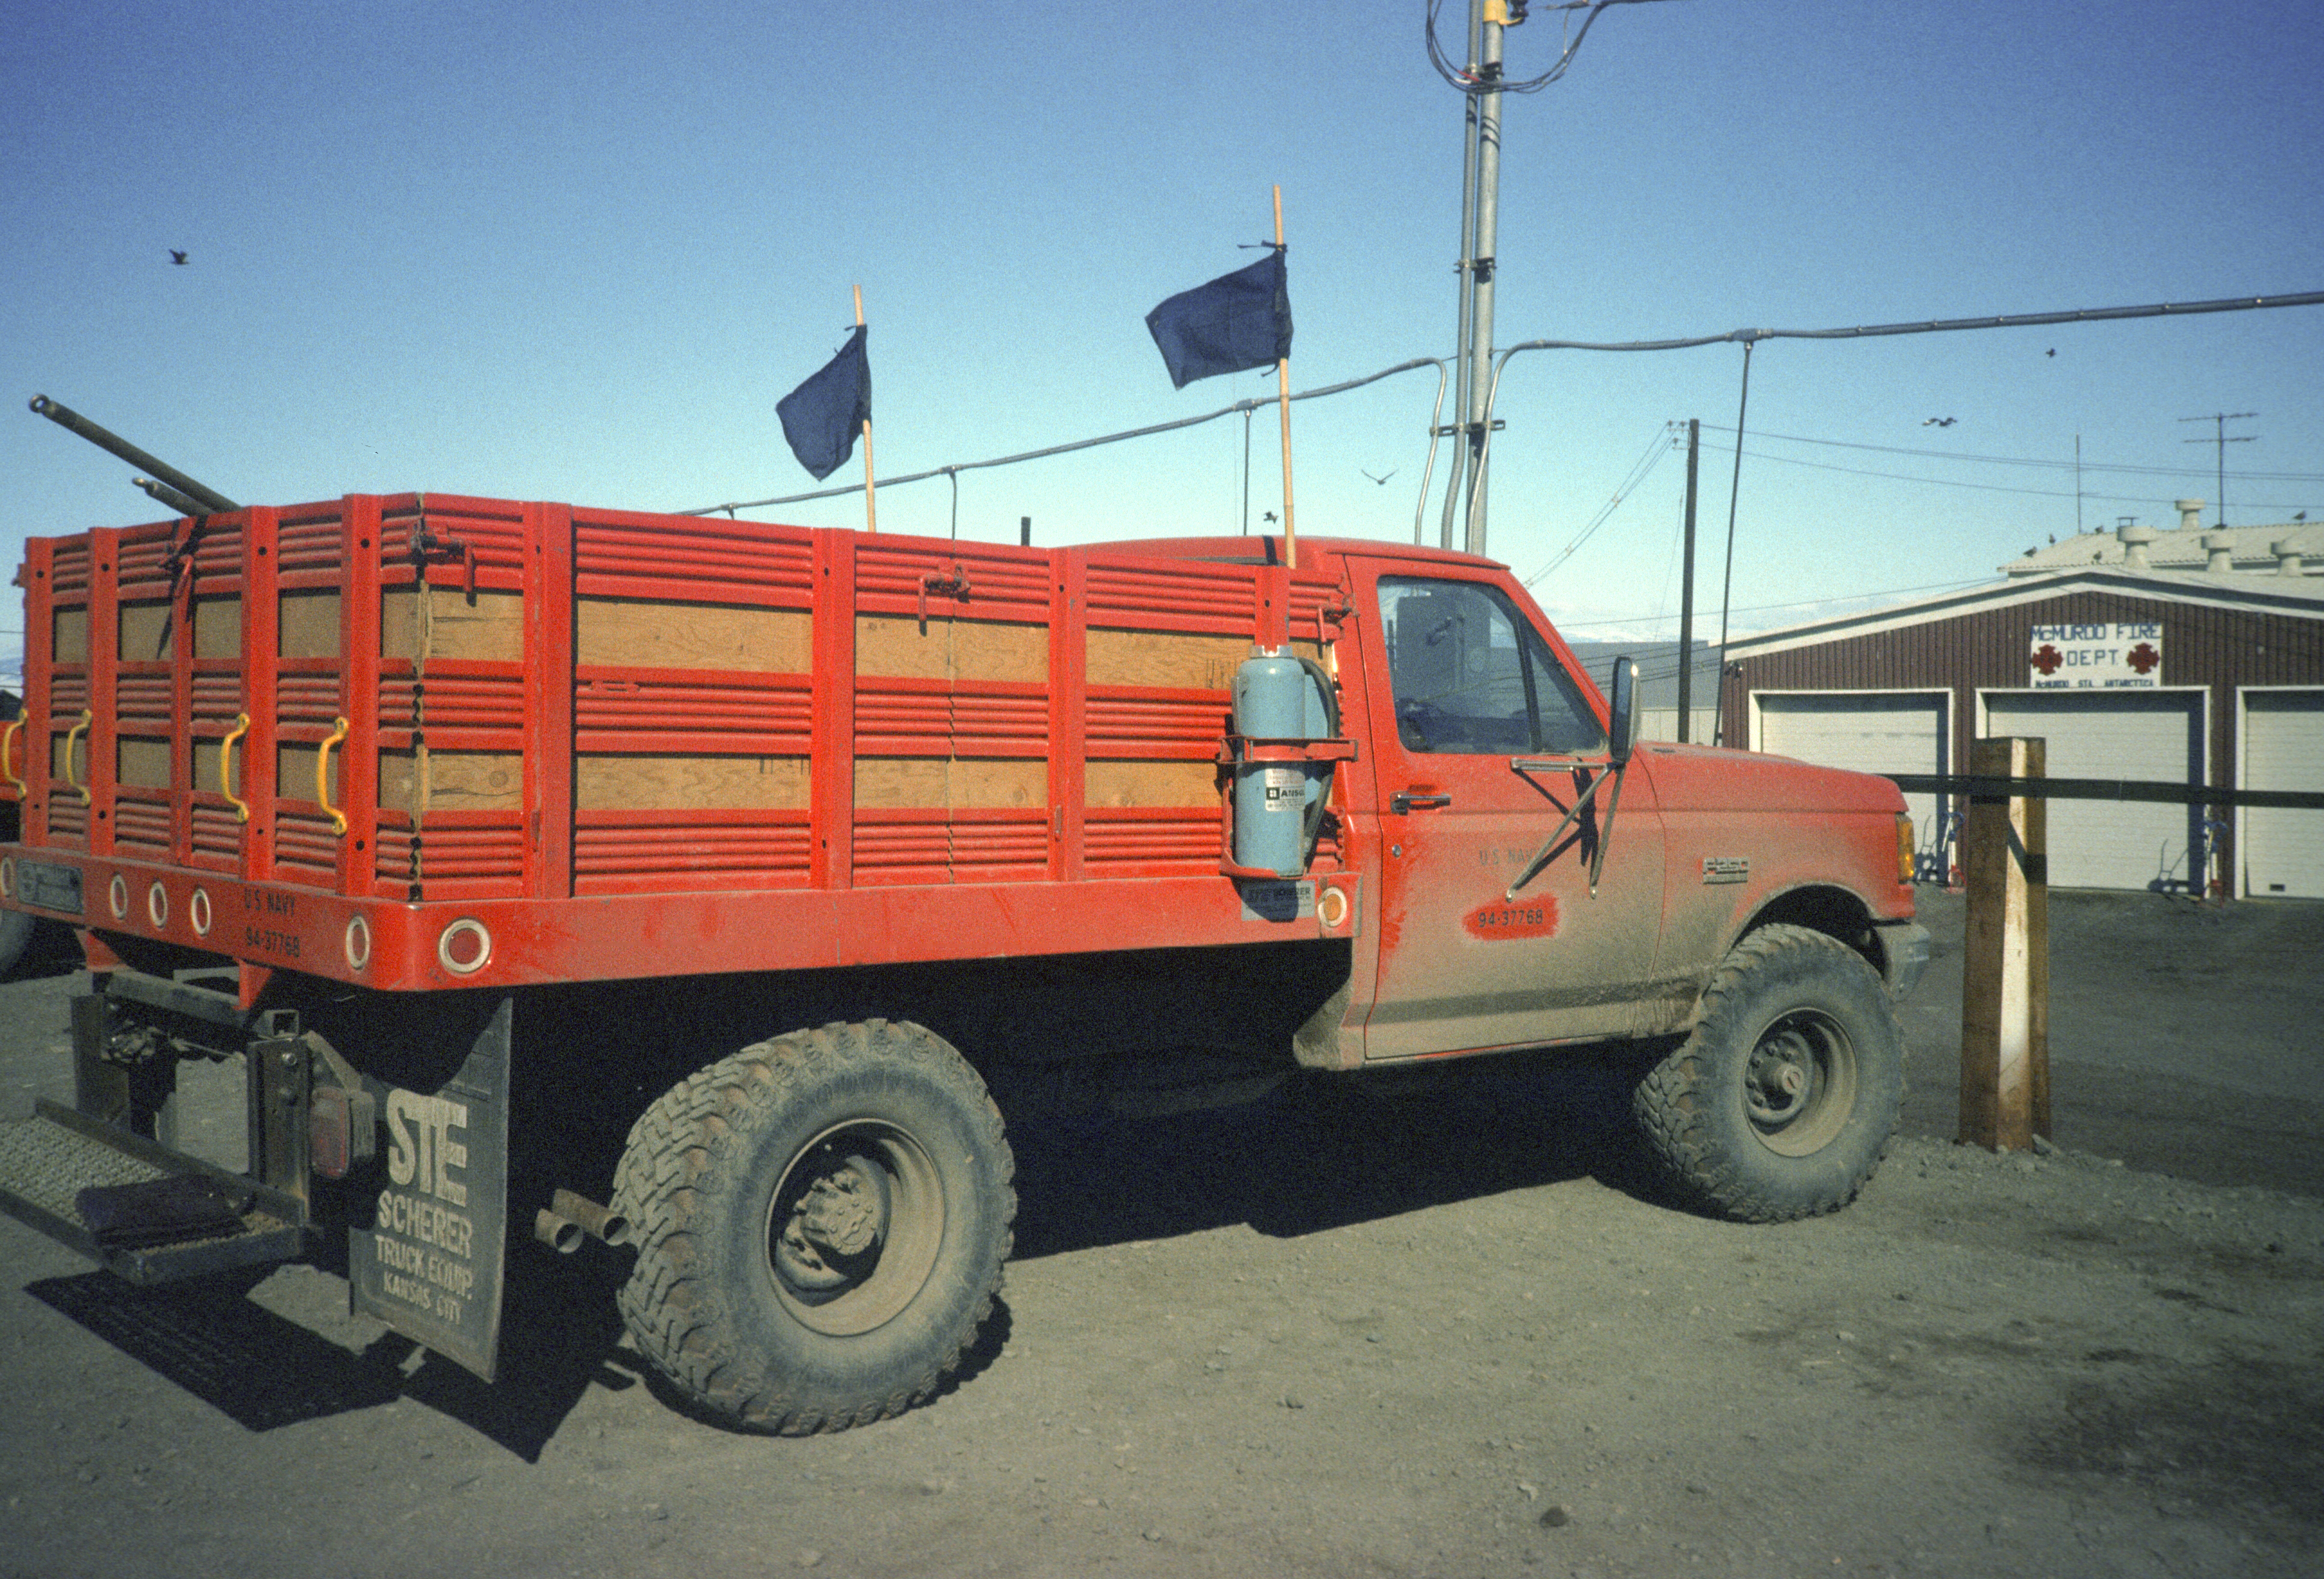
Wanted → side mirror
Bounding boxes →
[1606,656,1638,766]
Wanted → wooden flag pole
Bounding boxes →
[854,283,877,534]
[1272,186,1295,571]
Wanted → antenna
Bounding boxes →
[2179,411,2256,529]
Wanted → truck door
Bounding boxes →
[1347,563,1666,1059]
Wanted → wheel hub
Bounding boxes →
[774,1152,890,1294]
[1748,1030,1817,1125]
[1741,1009,1859,1158]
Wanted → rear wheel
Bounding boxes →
[1633,925,1904,1223]
[613,1019,1013,1434]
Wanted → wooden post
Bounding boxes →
[1959,736,2051,1150]
[1271,185,1295,572]
[854,284,877,534]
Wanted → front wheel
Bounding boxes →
[1632,925,1905,1223]
[613,1019,1014,1434]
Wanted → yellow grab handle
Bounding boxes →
[63,710,93,805]
[317,716,349,836]
[220,712,251,823]
[0,718,23,799]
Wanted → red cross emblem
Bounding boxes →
[2127,642,2160,675]
[2030,643,2064,676]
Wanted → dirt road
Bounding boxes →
[3,892,2319,1579]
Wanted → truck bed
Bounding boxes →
[1,496,1358,994]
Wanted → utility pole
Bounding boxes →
[1676,419,1699,742]
[1433,0,1652,558]
[1459,0,1507,559]
[2179,411,2256,528]
[1442,0,1509,556]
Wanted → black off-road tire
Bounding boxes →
[612,1019,1014,1435]
[1633,924,1905,1223]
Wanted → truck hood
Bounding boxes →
[1633,742,1908,817]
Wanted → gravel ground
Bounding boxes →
[2,890,2319,1579]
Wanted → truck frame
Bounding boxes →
[0,492,1927,1433]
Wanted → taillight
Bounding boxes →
[1896,813,1916,886]
[309,1086,378,1180]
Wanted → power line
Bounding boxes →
[1692,440,2301,511]
[1704,425,2324,484]
[1555,575,1994,633]
[1519,424,1674,585]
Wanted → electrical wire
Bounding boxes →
[1519,425,1673,585]
[1557,575,1994,634]
[1697,441,2224,509]
[1426,0,1664,96]
[1708,426,2324,484]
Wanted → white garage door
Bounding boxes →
[1982,690,2205,891]
[2241,690,2324,899]
[1755,692,1949,860]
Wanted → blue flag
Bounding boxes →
[1144,249,1292,390]
[777,325,872,480]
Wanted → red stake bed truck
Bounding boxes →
[0,493,1927,1433]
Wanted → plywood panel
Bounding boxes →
[193,595,241,662]
[382,588,526,663]
[53,608,89,665]
[117,737,172,790]
[118,602,172,663]
[1086,629,1320,690]
[1085,759,1219,808]
[50,732,87,783]
[1087,629,1247,691]
[379,749,525,815]
[578,598,809,672]
[857,615,1049,683]
[277,742,344,809]
[951,758,1046,808]
[857,615,950,681]
[855,758,1048,810]
[575,753,809,812]
[193,739,240,799]
[280,591,342,660]
[952,621,1048,684]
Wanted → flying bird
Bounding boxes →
[1262,511,1279,524]
[2046,348,2056,357]
[168,249,188,265]
[1361,469,1397,486]
[1922,416,1956,428]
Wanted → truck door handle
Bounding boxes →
[1390,790,1451,814]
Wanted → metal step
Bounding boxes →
[0,1100,306,1285]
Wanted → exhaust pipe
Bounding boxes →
[533,1208,583,1254]
[552,1188,631,1247]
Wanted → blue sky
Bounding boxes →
[4,1,2319,672]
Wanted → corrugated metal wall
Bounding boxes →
[1719,587,2324,880]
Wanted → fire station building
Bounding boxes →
[1717,512,2324,899]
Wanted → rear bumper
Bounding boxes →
[1872,920,1931,1001]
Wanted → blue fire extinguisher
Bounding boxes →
[1230,650,1338,878]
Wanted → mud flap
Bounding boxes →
[347,997,511,1380]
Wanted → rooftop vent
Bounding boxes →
[2118,523,2157,570]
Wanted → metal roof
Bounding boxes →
[1727,566,2324,661]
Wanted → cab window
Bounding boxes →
[1378,577,1606,756]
